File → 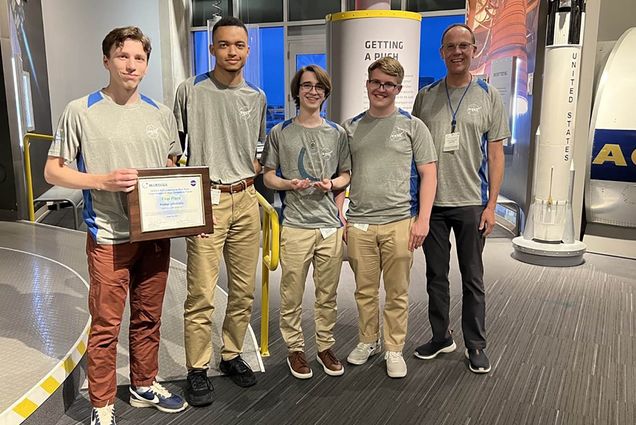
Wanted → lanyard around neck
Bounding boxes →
[444,75,472,133]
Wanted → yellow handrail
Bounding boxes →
[255,191,279,357]
[23,132,54,222]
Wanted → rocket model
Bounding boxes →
[513,0,587,266]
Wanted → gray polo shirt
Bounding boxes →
[342,108,437,225]
[49,91,182,244]
[261,118,351,228]
[412,78,510,207]
[174,72,267,183]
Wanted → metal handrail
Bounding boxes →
[255,191,279,357]
[23,132,54,222]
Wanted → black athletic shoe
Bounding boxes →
[219,355,257,387]
[185,369,214,406]
[413,337,457,360]
[465,349,491,373]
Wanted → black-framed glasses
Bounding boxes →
[442,42,476,52]
[299,82,326,94]
[367,79,401,91]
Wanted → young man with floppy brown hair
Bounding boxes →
[261,65,351,379]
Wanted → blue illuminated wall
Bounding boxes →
[418,15,465,89]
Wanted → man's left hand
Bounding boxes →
[479,207,496,237]
[408,218,429,252]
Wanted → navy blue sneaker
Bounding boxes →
[129,381,188,413]
[465,349,492,373]
[90,404,116,425]
[220,355,257,387]
[414,337,457,360]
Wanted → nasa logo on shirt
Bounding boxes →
[238,105,253,121]
[146,124,160,141]
[466,104,482,115]
[390,128,407,143]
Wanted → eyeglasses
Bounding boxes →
[442,42,476,52]
[299,82,326,94]
[367,79,401,91]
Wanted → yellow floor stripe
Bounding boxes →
[13,399,38,419]
[63,357,76,374]
[77,340,87,355]
[40,376,60,394]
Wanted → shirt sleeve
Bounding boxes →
[258,92,268,144]
[487,86,511,142]
[412,89,424,119]
[261,126,280,170]
[48,102,82,164]
[337,127,351,173]
[173,81,188,135]
[411,117,438,165]
[165,111,183,157]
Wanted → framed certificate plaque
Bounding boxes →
[128,167,213,242]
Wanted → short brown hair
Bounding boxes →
[102,26,152,60]
[290,65,332,110]
[367,57,404,84]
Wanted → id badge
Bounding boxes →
[320,228,337,239]
[443,133,460,152]
[352,223,369,232]
[211,188,221,205]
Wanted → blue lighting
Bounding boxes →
[419,15,465,89]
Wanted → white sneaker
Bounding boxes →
[90,403,116,425]
[385,351,407,378]
[347,339,382,365]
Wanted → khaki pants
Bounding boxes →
[279,227,344,353]
[347,217,413,352]
[85,236,170,407]
[184,185,260,368]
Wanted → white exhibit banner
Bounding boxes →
[327,11,422,123]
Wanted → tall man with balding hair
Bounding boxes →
[412,24,510,374]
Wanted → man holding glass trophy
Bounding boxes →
[261,65,351,380]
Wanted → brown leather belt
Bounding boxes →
[211,177,255,193]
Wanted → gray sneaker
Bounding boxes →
[385,351,407,378]
[347,339,382,365]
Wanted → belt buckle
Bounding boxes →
[231,180,246,194]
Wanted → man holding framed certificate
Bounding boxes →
[44,27,186,425]
[173,16,267,405]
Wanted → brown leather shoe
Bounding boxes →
[317,348,344,376]
[287,351,312,379]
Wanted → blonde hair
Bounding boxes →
[367,57,404,84]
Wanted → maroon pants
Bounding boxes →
[85,235,170,407]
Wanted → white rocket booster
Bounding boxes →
[529,0,584,242]
[513,0,587,266]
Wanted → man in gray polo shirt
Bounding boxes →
[411,24,509,374]
[261,65,351,379]
[174,16,266,405]
[343,57,437,378]
[45,26,186,425]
